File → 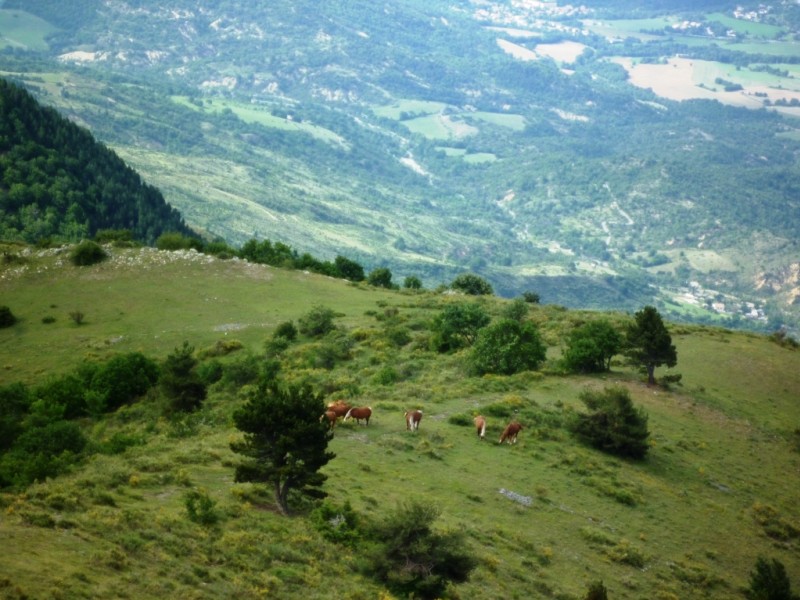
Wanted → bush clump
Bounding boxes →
[571,386,650,459]
[0,306,17,328]
[366,500,478,599]
[69,240,108,266]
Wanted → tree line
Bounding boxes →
[0,78,193,245]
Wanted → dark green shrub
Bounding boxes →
[430,302,490,352]
[403,276,423,289]
[334,255,365,282]
[312,331,355,369]
[502,298,529,322]
[562,320,622,373]
[220,353,263,387]
[470,319,547,375]
[196,359,224,386]
[311,501,362,546]
[585,580,609,600]
[374,366,399,385]
[367,267,394,289]
[367,500,478,600]
[68,310,85,325]
[0,306,17,328]
[184,489,219,526]
[96,432,144,455]
[746,556,799,600]
[0,383,31,451]
[265,336,291,357]
[197,339,244,358]
[571,386,650,459]
[155,232,202,251]
[769,330,799,350]
[41,315,56,324]
[203,239,236,257]
[35,374,87,419]
[69,240,108,266]
[450,273,493,295]
[160,342,206,413]
[447,413,473,427]
[274,320,298,341]
[92,352,159,412]
[385,326,411,347]
[0,420,87,488]
[522,291,541,303]
[298,305,337,337]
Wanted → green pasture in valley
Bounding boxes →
[402,114,478,140]
[463,152,497,164]
[371,99,448,120]
[706,12,787,38]
[469,111,527,131]
[170,96,347,147]
[0,9,56,51]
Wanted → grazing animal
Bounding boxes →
[320,410,338,429]
[405,409,423,431]
[326,400,351,419]
[499,421,522,444]
[344,406,372,426]
[474,415,486,440]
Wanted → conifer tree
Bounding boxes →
[231,381,334,515]
[624,305,677,385]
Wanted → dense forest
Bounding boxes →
[0,79,194,244]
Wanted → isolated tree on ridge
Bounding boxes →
[624,305,677,385]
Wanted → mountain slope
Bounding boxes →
[2,0,800,331]
[0,244,799,599]
[0,78,193,244]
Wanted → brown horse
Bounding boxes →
[474,415,486,440]
[320,410,338,429]
[326,400,351,419]
[405,409,423,431]
[344,406,372,426]
[499,421,522,444]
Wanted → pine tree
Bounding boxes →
[624,306,677,385]
[231,382,334,515]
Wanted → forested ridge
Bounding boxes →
[0,78,193,244]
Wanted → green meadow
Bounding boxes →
[1,244,798,599]
[706,13,786,39]
[0,10,56,52]
[170,96,347,147]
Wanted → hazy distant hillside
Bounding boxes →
[0,78,193,244]
[2,0,800,332]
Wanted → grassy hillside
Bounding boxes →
[0,244,799,599]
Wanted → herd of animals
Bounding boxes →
[320,400,523,444]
